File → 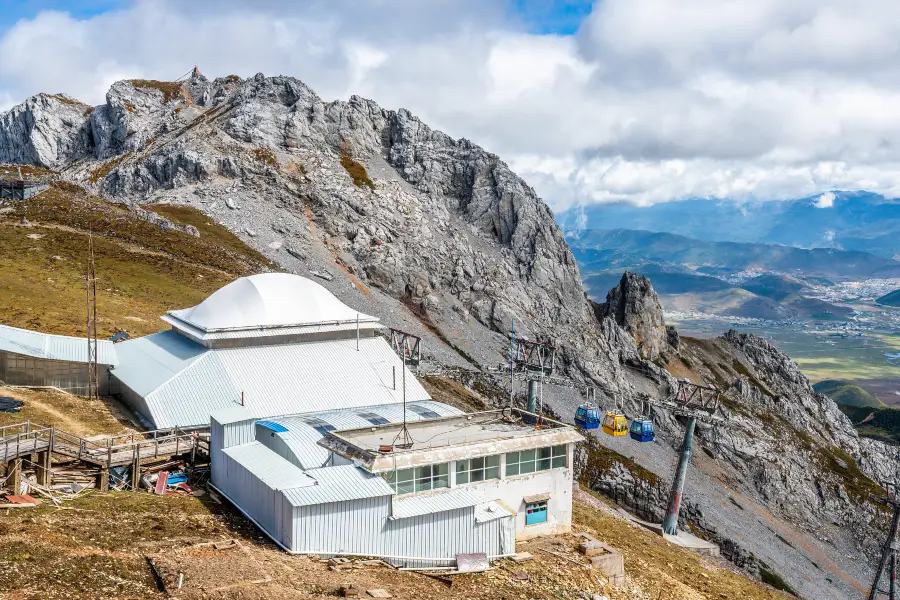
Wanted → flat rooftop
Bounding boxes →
[318,408,583,472]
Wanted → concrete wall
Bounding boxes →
[0,350,111,395]
[450,442,575,540]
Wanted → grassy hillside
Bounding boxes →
[814,380,885,408]
[0,181,272,337]
[838,404,900,445]
[739,274,805,302]
[877,289,900,307]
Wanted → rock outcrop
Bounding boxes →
[593,272,669,360]
[0,93,93,169]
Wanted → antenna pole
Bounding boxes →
[509,319,515,409]
[356,313,360,351]
[86,227,99,401]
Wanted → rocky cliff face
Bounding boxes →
[1,70,897,599]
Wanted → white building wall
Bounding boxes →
[450,442,575,540]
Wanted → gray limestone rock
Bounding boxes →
[593,272,668,360]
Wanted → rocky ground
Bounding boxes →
[1,69,898,598]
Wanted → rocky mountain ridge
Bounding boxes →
[1,70,897,599]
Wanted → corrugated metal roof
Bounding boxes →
[266,402,464,470]
[110,330,206,396]
[222,442,315,490]
[258,420,288,433]
[116,334,432,429]
[0,324,118,365]
[282,464,394,507]
[391,488,482,520]
[474,501,513,523]
[211,405,255,426]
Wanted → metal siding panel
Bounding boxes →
[111,330,207,397]
[282,465,393,506]
[391,489,482,519]
[222,442,315,489]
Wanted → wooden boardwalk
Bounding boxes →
[0,422,205,469]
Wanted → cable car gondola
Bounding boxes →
[629,417,655,442]
[574,403,601,429]
[601,410,628,436]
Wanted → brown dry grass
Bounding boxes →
[0,182,270,337]
[0,386,133,436]
[128,79,184,103]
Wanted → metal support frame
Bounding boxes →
[389,328,421,367]
[513,338,557,376]
[869,482,900,600]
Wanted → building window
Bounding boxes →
[525,500,548,525]
[382,463,449,494]
[456,455,500,485]
[505,445,567,477]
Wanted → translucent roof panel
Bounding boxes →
[166,273,379,333]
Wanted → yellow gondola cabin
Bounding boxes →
[601,411,628,436]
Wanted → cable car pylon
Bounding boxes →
[869,481,900,600]
[646,380,726,536]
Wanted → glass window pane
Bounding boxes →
[538,447,552,459]
[506,452,519,466]
[552,456,566,469]
[434,474,449,489]
[506,463,519,477]
[397,468,414,483]
[520,449,536,462]
[457,471,469,485]
[434,463,448,476]
[472,469,485,482]
[456,461,468,474]
[520,460,536,474]
[552,445,566,457]
[538,458,551,471]
[417,477,433,492]
[383,472,397,485]
[472,457,485,470]
[416,465,432,479]
[397,480,415,494]
[486,466,500,480]
[486,455,500,468]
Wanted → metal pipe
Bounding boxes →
[662,417,697,535]
[891,551,896,600]
[527,380,538,414]
[356,313,360,351]
[870,505,900,600]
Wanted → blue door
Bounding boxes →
[526,501,548,525]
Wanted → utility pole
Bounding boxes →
[86,228,99,401]
[869,482,900,600]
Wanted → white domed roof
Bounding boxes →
[166,273,378,332]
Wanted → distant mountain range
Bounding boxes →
[559,193,900,259]
[571,229,900,319]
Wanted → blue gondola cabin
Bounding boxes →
[629,418,655,442]
[574,403,601,429]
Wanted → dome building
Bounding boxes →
[110,273,431,429]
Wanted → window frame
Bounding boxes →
[382,463,449,495]
[506,445,567,477]
[455,455,501,485]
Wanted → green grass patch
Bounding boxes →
[814,380,884,408]
[340,151,375,190]
[251,147,278,168]
[88,152,131,184]
[578,432,660,487]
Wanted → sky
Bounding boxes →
[2,0,900,211]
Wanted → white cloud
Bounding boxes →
[3,0,900,211]
[815,191,836,208]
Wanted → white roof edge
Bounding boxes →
[0,323,118,366]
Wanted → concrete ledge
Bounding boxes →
[577,533,625,587]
